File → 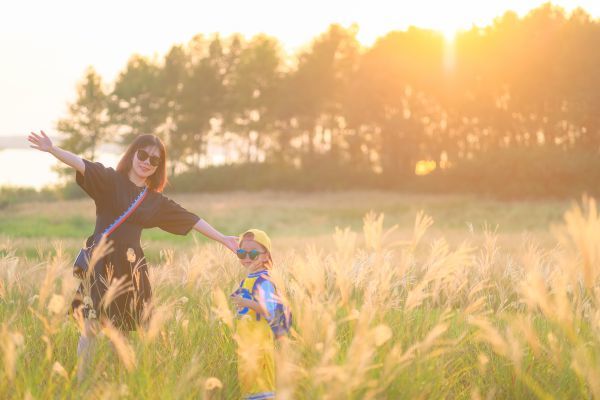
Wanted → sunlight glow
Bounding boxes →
[415,160,437,176]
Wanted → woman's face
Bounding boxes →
[132,145,161,179]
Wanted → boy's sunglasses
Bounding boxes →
[236,249,265,260]
[136,149,161,167]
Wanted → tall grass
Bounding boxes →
[0,198,599,399]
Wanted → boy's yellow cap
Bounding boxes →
[239,229,272,254]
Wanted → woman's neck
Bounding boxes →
[128,170,146,188]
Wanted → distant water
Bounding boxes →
[0,148,121,189]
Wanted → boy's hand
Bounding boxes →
[232,296,250,309]
[232,296,260,312]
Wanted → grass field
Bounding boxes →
[1,191,598,399]
[0,191,568,259]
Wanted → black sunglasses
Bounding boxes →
[236,249,265,260]
[136,149,161,167]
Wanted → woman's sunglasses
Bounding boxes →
[136,149,161,167]
[236,249,265,260]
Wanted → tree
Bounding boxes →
[109,55,166,144]
[283,24,361,166]
[225,35,284,163]
[175,34,231,168]
[57,67,110,161]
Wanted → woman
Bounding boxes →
[28,131,238,376]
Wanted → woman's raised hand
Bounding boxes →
[27,130,85,174]
[28,130,54,153]
[223,235,240,253]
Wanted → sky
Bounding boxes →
[0,0,599,138]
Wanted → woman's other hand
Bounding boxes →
[28,130,54,153]
[222,235,239,253]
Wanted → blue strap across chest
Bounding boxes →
[101,188,148,237]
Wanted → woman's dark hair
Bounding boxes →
[117,134,168,192]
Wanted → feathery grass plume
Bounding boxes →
[470,387,499,400]
[475,225,500,275]
[51,361,69,380]
[0,249,24,301]
[363,211,384,252]
[37,244,64,308]
[412,210,434,249]
[0,323,24,381]
[331,227,357,307]
[99,274,132,311]
[89,236,113,274]
[0,248,19,298]
[171,354,204,398]
[464,279,492,316]
[160,247,175,268]
[309,320,341,391]
[468,316,509,358]
[375,343,404,396]
[102,322,137,372]
[477,353,489,373]
[77,236,113,314]
[315,325,377,397]
[362,211,399,252]
[180,243,236,292]
[570,344,600,399]
[362,258,397,312]
[429,240,475,308]
[512,315,542,357]
[211,287,233,329]
[545,332,563,366]
[388,322,450,377]
[555,196,600,290]
[468,316,553,398]
[372,324,393,347]
[47,293,66,315]
[141,302,175,343]
[275,336,302,400]
[404,212,474,311]
[292,293,336,349]
[28,305,57,337]
[415,322,450,357]
[294,244,327,298]
[203,377,223,399]
[41,334,53,361]
[357,213,406,314]
[89,383,130,399]
[519,261,576,340]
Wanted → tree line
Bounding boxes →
[57,3,600,198]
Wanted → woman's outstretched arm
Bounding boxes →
[28,130,85,174]
[192,219,239,253]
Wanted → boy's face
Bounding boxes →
[238,239,269,271]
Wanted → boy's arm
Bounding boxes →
[232,297,269,316]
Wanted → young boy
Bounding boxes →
[231,229,292,400]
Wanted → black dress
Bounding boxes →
[72,159,200,330]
